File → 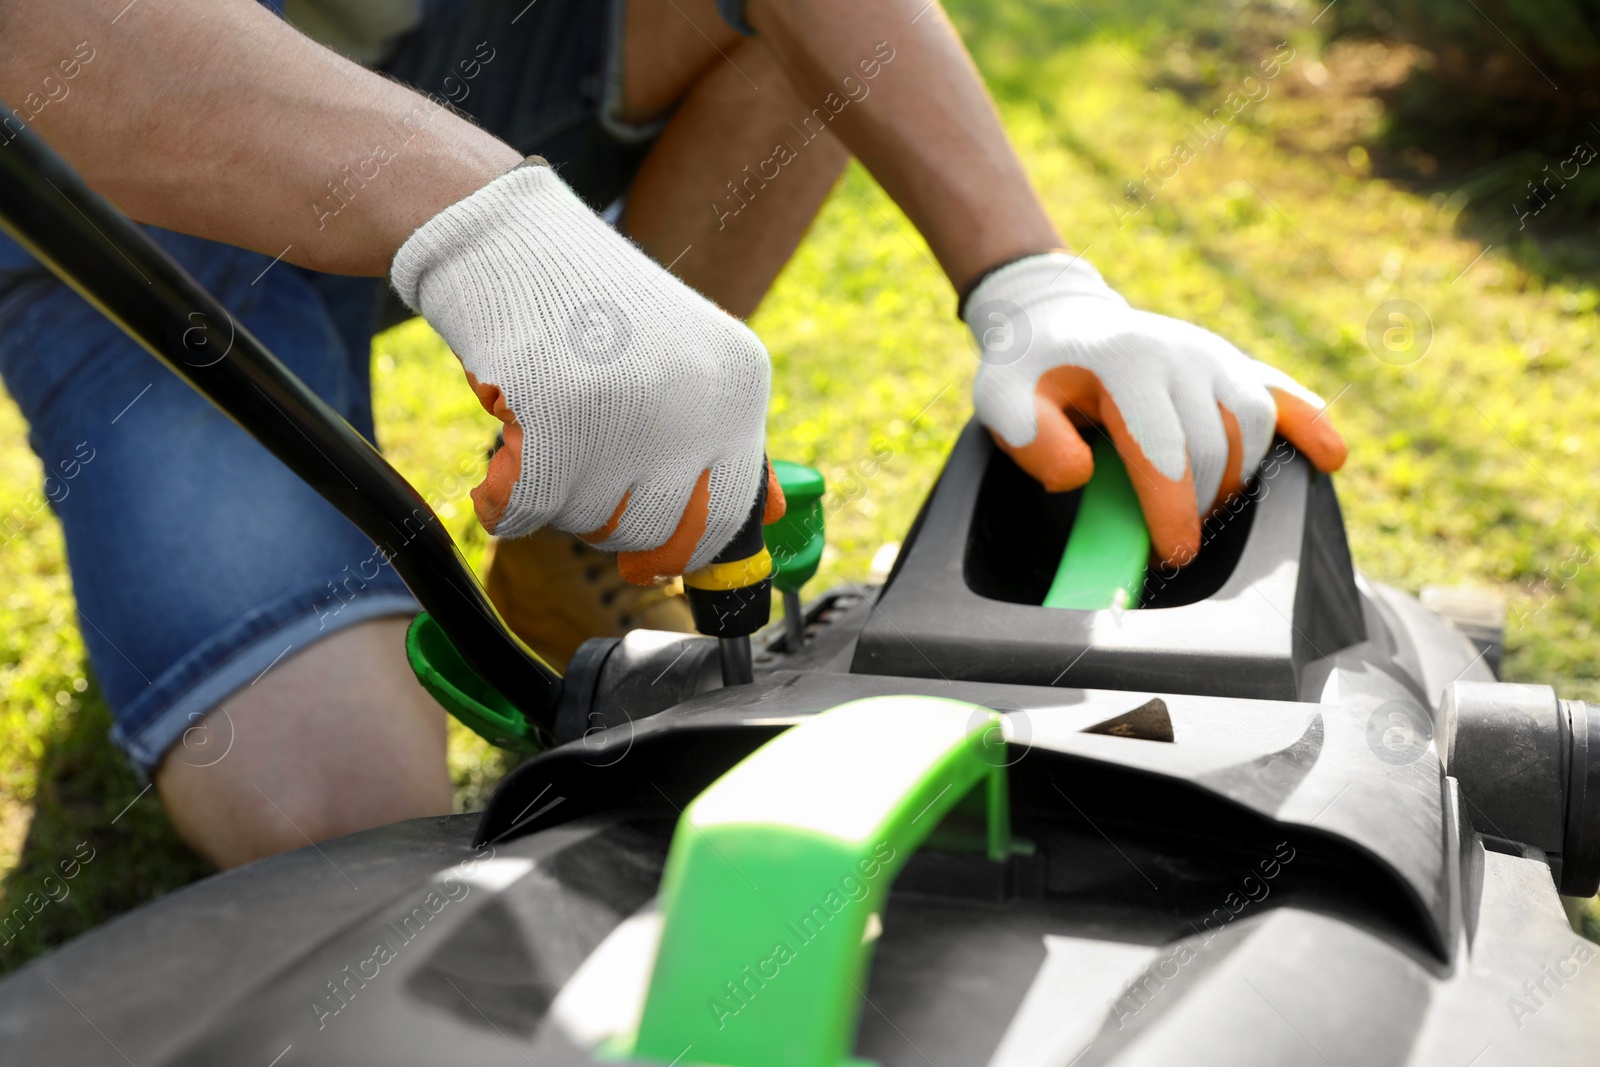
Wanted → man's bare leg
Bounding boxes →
[155,618,451,870]
[620,3,850,317]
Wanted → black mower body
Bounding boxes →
[2,426,1594,1067]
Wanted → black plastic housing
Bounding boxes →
[852,423,1366,700]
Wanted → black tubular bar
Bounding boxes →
[0,110,562,739]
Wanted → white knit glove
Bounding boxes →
[392,161,772,582]
[965,252,1346,566]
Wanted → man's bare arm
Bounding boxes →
[0,0,520,275]
[746,0,1064,293]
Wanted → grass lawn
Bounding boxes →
[2,0,1597,970]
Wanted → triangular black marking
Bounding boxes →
[1082,698,1174,742]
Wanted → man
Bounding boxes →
[0,0,1345,869]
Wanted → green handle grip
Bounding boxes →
[630,695,1010,1067]
[405,612,541,753]
[1042,437,1150,611]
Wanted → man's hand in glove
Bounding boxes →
[392,159,782,585]
[965,252,1347,567]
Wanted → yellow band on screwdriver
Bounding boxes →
[684,548,774,591]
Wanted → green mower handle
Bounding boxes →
[629,695,1011,1067]
[1043,436,1150,611]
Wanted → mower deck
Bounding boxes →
[2,428,1593,1067]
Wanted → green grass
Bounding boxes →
[3,0,1598,970]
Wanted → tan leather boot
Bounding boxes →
[481,528,696,672]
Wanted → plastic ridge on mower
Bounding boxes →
[7,421,1597,1067]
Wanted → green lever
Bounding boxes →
[629,695,1009,1067]
[764,460,826,591]
[405,612,541,752]
[1042,436,1150,611]
[763,460,826,650]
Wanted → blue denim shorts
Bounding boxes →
[0,241,424,775]
[0,0,716,776]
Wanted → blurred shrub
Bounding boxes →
[1331,0,1600,236]
[1334,0,1600,101]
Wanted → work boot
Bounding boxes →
[481,528,696,672]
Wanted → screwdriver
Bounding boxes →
[683,459,775,686]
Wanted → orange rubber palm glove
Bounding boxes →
[965,253,1346,566]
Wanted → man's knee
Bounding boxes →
[155,618,450,869]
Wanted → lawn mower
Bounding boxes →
[2,111,1599,1067]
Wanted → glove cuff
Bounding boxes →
[955,253,1032,320]
[388,155,561,315]
[960,251,1124,333]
